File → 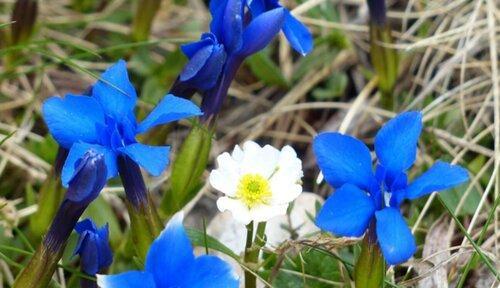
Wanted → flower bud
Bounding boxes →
[14,151,107,288]
[74,219,113,288]
[366,0,387,26]
[10,0,38,45]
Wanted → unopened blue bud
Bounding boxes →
[74,219,113,276]
[367,0,387,26]
[44,150,107,253]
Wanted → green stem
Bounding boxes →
[130,0,161,42]
[13,245,63,288]
[369,23,398,111]
[354,222,386,288]
[127,195,163,260]
[244,222,267,288]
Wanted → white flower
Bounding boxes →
[209,141,303,225]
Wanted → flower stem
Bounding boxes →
[117,155,163,260]
[126,196,163,260]
[354,221,386,288]
[130,0,161,42]
[244,222,267,288]
[14,200,87,288]
[369,22,398,111]
[201,56,243,118]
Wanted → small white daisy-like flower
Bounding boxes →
[209,141,303,225]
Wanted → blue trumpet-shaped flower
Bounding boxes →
[96,213,239,288]
[174,0,313,117]
[314,111,469,265]
[13,151,107,288]
[74,219,113,275]
[44,150,107,254]
[43,60,202,188]
[247,0,313,55]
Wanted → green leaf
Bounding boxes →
[161,122,212,216]
[29,171,65,240]
[186,228,239,260]
[25,135,58,164]
[246,52,288,87]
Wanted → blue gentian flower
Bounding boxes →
[74,219,113,275]
[13,151,107,288]
[246,0,313,55]
[96,213,239,288]
[174,0,312,117]
[44,150,107,254]
[314,111,469,265]
[42,60,202,188]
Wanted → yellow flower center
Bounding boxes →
[236,174,272,208]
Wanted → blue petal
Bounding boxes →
[181,255,239,288]
[117,143,170,177]
[316,184,376,237]
[65,150,107,203]
[220,0,244,53]
[247,0,266,15]
[405,160,469,200]
[282,10,313,55]
[75,218,96,234]
[313,132,377,190]
[137,94,202,134]
[375,208,416,265]
[180,43,227,91]
[96,224,113,269]
[180,44,214,81]
[181,34,213,58]
[145,212,195,287]
[209,0,226,14]
[73,231,89,256]
[92,60,137,120]
[238,8,285,56]
[223,0,244,52]
[209,0,226,39]
[42,95,105,149]
[62,143,117,187]
[97,271,155,288]
[374,112,423,178]
[80,234,99,275]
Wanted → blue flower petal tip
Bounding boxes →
[97,211,239,288]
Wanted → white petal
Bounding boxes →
[240,142,280,178]
[217,197,252,225]
[277,145,303,181]
[216,152,240,172]
[249,204,288,222]
[270,181,302,205]
[267,145,303,204]
[231,144,244,163]
[209,170,238,196]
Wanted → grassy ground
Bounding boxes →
[0,0,498,287]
